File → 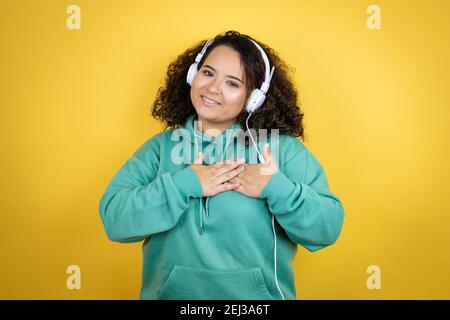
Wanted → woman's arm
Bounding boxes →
[98,140,202,243]
[260,145,345,252]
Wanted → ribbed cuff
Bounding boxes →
[259,169,297,202]
[172,166,203,198]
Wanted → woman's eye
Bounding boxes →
[202,69,239,88]
[203,70,213,76]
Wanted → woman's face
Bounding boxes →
[190,45,247,134]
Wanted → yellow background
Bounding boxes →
[1,0,449,299]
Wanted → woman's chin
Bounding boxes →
[196,107,220,119]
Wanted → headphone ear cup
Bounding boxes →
[186,63,198,86]
[245,89,266,113]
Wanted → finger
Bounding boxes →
[215,165,246,185]
[214,157,238,166]
[226,157,244,164]
[213,157,244,167]
[193,152,203,165]
[231,182,243,193]
[229,177,241,185]
[216,181,241,193]
[264,143,272,160]
[212,160,245,177]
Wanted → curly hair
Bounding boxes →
[151,30,305,142]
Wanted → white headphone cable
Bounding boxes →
[246,111,285,300]
[272,213,285,300]
[245,112,266,164]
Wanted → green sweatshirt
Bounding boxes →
[98,114,344,300]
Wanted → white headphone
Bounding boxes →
[186,38,275,113]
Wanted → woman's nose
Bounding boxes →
[206,78,222,94]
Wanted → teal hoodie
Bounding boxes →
[98,114,344,300]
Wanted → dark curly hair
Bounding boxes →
[151,30,305,142]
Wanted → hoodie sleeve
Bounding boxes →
[98,139,203,243]
[259,142,344,252]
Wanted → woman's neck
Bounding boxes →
[196,116,237,138]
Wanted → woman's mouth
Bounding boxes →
[201,95,221,107]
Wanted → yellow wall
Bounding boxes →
[1,0,449,299]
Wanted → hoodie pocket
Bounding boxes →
[157,265,273,300]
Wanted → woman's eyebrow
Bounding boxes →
[203,64,244,84]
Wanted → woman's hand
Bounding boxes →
[190,153,246,197]
[229,144,278,198]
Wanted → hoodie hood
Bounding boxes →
[183,114,242,164]
[183,114,242,235]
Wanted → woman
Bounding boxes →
[98,30,345,300]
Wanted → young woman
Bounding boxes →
[99,30,345,300]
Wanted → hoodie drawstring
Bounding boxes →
[198,196,210,235]
[194,126,234,235]
[199,198,204,234]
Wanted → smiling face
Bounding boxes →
[190,45,248,136]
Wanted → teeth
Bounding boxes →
[203,96,218,104]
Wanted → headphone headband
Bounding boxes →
[248,39,275,94]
